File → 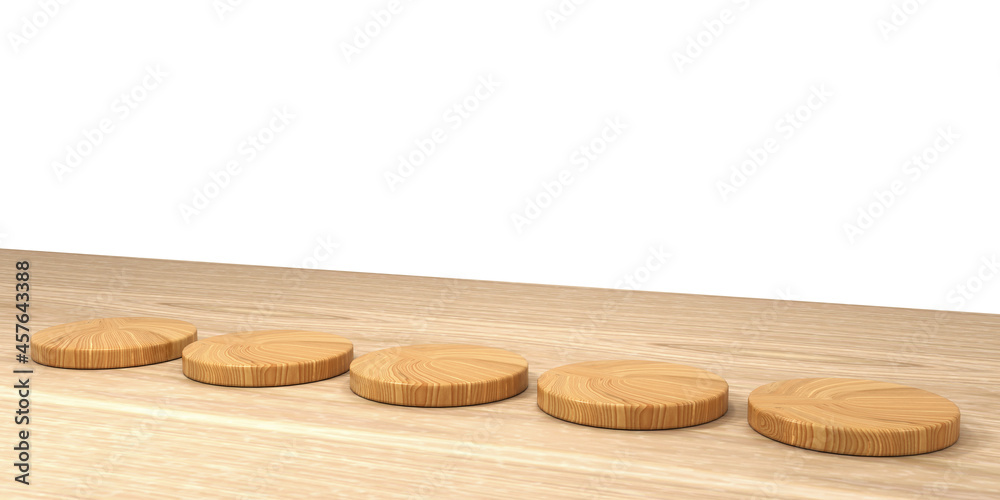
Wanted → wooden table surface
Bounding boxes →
[2,249,998,499]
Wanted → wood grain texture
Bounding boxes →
[349,344,528,407]
[537,360,728,430]
[4,249,1000,499]
[747,378,960,456]
[31,317,197,369]
[182,330,353,387]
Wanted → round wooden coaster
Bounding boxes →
[182,330,353,387]
[748,378,961,456]
[537,360,729,430]
[349,344,528,407]
[31,317,197,369]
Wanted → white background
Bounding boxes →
[3,1,999,314]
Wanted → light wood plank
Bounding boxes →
[2,249,998,499]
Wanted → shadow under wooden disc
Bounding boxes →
[537,360,729,430]
[349,344,528,407]
[182,330,353,387]
[31,317,197,369]
[747,378,960,456]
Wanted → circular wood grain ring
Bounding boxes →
[349,344,529,407]
[536,360,729,430]
[31,317,197,369]
[748,378,960,456]
[182,330,354,387]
